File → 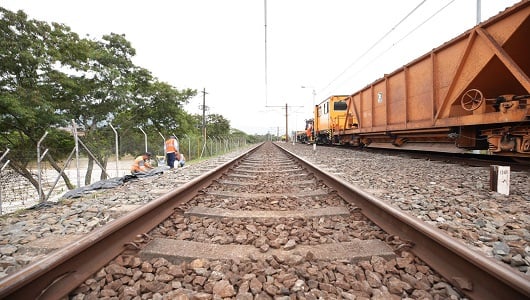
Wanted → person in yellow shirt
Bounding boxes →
[130,152,153,174]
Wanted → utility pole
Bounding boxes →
[201,88,207,141]
[267,102,302,143]
[200,88,209,157]
[285,103,289,142]
[283,103,303,143]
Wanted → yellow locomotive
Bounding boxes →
[309,95,358,144]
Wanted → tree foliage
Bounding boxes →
[0,7,201,199]
[206,114,231,137]
[192,113,231,137]
[1,6,254,202]
[0,8,80,194]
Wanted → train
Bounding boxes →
[298,1,530,160]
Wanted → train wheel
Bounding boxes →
[461,89,484,111]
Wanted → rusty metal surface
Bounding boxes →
[0,144,261,300]
[279,144,530,300]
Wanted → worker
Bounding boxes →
[178,153,186,167]
[165,135,181,169]
[306,124,313,141]
[130,152,153,174]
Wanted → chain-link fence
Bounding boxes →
[0,131,247,215]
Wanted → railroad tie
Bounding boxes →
[139,238,395,265]
[140,205,394,264]
[184,206,351,219]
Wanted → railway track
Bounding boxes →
[0,142,528,299]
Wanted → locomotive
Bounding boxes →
[304,1,530,160]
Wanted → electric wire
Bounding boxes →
[320,0,428,95]
[333,0,456,92]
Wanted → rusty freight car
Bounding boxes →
[321,0,529,159]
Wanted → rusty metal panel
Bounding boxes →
[407,58,434,123]
[350,93,362,128]
[360,89,372,129]
[435,38,467,113]
[387,72,406,127]
[372,81,387,127]
[437,2,530,122]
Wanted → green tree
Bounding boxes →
[58,33,139,184]
[206,114,230,137]
[0,8,79,197]
[0,7,199,198]
[113,67,197,156]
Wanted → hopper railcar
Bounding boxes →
[308,0,530,160]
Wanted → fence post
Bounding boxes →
[184,134,191,161]
[0,148,11,215]
[71,119,81,188]
[110,123,119,177]
[158,131,166,166]
[37,131,49,202]
[215,137,220,154]
[172,133,179,146]
[197,137,201,159]
[138,127,148,154]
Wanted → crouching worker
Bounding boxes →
[131,152,153,174]
[177,153,186,167]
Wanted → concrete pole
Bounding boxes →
[139,127,148,153]
[71,120,81,188]
[37,131,49,202]
[109,123,119,177]
[0,148,11,214]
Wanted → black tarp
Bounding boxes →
[61,166,169,199]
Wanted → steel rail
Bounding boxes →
[277,144,530,300]
[0,144,261,300]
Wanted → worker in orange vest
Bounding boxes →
[306,123,313,142]
[130,152,153,174]
[165,135,181,169]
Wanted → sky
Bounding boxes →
[0,0,523,135]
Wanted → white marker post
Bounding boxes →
[490,165,510,195]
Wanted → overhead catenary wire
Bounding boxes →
[333,0,456,92]
[319,0,428,95]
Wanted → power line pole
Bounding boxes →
[267,102,302,143]
[201,88,207,141]
[285,103,289,142]
[200,88,209,157]
[283,103,303,143]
